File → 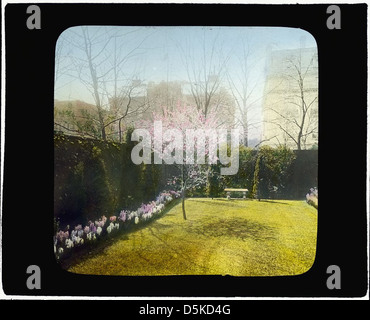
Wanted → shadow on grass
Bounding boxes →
[156,198,278,242]
[185,217,277,242]
[188,198,249,209]
[257,199,290,205]
[191,198,291,206]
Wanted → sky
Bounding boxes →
[54,26,317,140]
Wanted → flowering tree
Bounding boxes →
[135,102,231,220]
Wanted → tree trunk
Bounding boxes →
[242,124,248,147]
[101,124,107,140]
[181,164,187,220]
[252,153,261,200]
[119,117,123,143]
[182,194,187,220]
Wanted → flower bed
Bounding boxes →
[54,190,181,261]
[306,187,318,209]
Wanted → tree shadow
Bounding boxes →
[190,198,290,206]
[189,198,249,209]
[257,199,290,205]
[186,217,277,242]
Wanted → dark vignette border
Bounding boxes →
[2,3,368,298]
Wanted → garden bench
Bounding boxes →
[224,188,249,200]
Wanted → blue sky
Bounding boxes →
[54,26,317,139]
[55,26,316,98]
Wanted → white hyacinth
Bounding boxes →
[135,216,139,224]
[107,222,115,234]
[128,212,136,221]
[87,232,96,241]
[65,238,74,248]
[96,226,102,235]
[72,236,83,245]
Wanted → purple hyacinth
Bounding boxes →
[119,210,126,222]
[89,223,97,233]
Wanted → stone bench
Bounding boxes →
[224,188,249,200]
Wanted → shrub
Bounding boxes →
[252,146,296,200]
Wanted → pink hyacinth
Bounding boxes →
[95,220,104,228]
[56,230,69,243]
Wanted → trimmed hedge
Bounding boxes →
[54,132,165,228]
[54,134,318,227]
[203,146,316,200]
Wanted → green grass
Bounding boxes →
[68,198,318,276]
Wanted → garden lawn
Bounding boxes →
[68,198,318,276]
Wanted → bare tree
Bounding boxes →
[55,26,151,141]
[178,29,233,123]
[264,48,318,150]
[226,39,263,147]
[55,36,71,90]
[105,79,151,142]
